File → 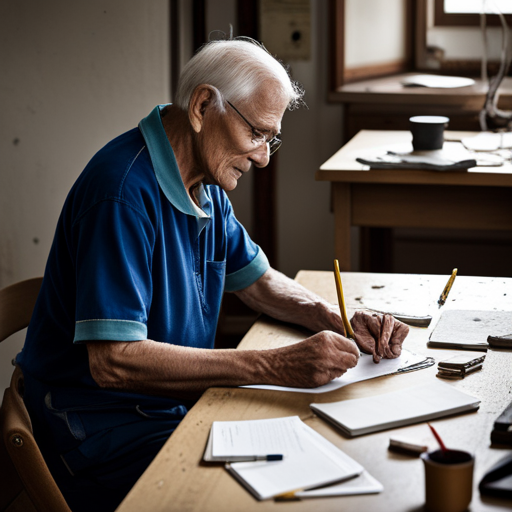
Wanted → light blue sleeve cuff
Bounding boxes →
[225,247,270,292]
[74,319,148,343]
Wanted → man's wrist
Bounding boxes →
[300,300,345,336]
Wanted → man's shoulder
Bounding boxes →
[71,127,160,214]
[86,127,154,190]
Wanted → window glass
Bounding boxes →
[444,0,512,14]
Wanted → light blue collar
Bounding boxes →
[138,105,211,234]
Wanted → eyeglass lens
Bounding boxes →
[227,100,282,155]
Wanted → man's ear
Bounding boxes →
[188,85,217,134]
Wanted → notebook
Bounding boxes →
[310,381,480,437]
[204,416,365,500]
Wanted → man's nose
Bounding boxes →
[250,142,270,168]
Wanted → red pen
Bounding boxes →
[428,423,447,452]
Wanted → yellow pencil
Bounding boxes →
[438,268,458,308]
[274,489,303,501]
[333,259,355,339]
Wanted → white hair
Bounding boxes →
[174,40,304,111]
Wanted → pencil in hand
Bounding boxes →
[333,259,355,339]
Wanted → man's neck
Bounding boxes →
[160,105,205,197]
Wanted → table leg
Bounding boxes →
[333,183,352,271]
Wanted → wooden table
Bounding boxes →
[315,130,512,271]
[116,271,512,512]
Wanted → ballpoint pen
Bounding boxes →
[246,454,283,461]
[438,268,458,308]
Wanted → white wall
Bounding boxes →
[0,0,170,393]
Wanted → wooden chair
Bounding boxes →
[0,277,71,512]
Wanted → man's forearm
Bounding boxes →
[234,268,345,334]
[86,329,360,397]
[87,339,273,398]
[85,269,356,397]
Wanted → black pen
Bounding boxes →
[246,454,283,461]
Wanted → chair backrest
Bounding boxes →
[0,277,43,343]
[0,277,71,512]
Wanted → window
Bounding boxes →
[329,0,512,91]
[435,0,512,26]
[445,0,512,14]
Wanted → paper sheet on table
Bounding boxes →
[242,349,433,394]
[462,131,512,151]
[204,416,308,460]
[401,75,475,88]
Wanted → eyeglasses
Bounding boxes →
[226,101,282,156]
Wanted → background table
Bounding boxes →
[328,74,512,141]
[116,271,512,512]
[315,130,512,272]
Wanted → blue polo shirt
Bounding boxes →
[19,104,268,388]
[16,106,269,478]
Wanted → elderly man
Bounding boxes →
[17,39,408,511]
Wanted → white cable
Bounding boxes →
[480,1,488,82]
[480,0,512,130]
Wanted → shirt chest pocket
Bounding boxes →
[195,259,226,314]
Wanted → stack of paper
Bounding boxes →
[311,381,480,437]
[203,416,382,500]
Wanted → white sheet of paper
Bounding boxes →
[462,131,512,151]
[242,349,426,394]
[225,416,363,500]
[211,416,306,458]
[401,74,475,88]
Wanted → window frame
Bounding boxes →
[329,0,415,89]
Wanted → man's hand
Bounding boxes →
[266,331,359,388]
[350,311,409,363]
